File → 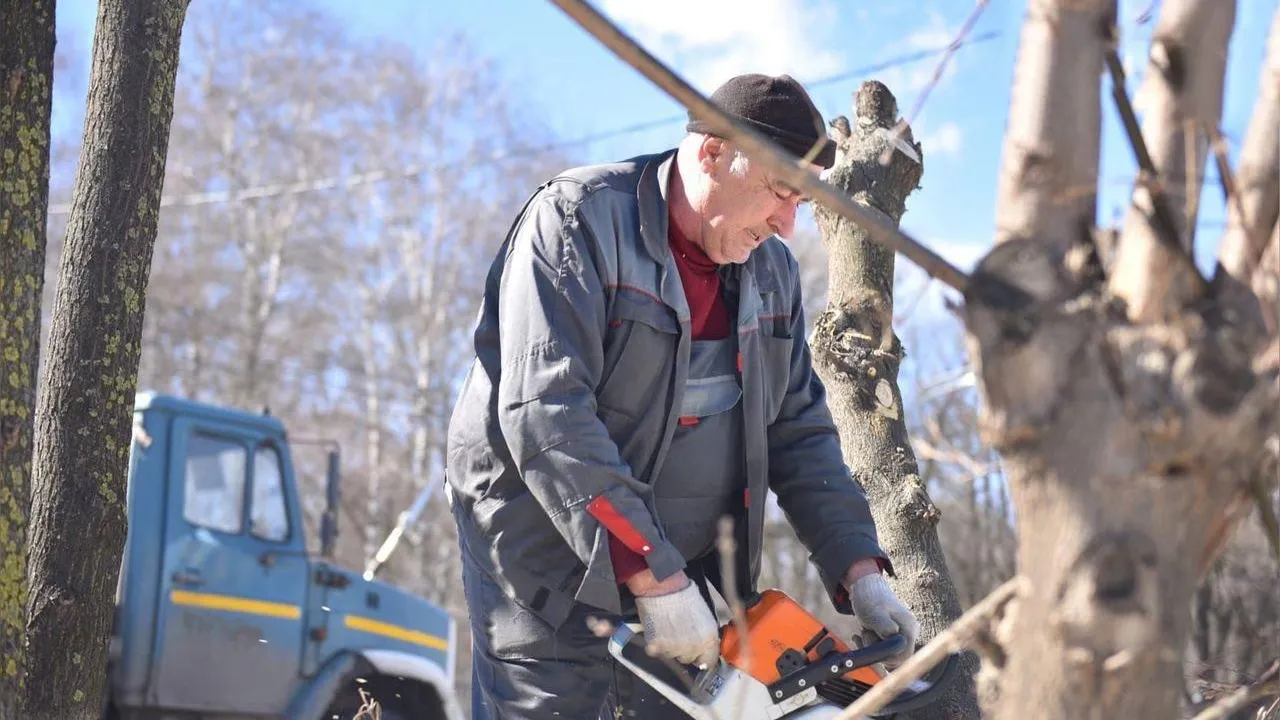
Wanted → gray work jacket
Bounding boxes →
[445,148,889,629]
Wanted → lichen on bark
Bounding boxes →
[0,0,56,713]
[21,1,190,718]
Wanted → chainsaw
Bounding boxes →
[609,588,960,719]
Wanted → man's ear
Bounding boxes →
[697,135,727,175]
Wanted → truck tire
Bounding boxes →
[322,675,446,720]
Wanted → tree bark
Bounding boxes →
[0,1,55,714]
[960,1,1279,718]
[811,80,980,719]
[23,1,189,718]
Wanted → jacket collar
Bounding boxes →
[636,148,679,265]
[636,146,780,300]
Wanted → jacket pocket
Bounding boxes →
[597,288,679,418]
[678,374,742,421]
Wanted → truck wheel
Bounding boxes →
[323,675,446,720]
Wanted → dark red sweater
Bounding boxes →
[609,216,730,584]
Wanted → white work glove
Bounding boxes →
[848,573,919,668]
[634,580,721,669]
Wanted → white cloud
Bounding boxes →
[599,0,846,90]
[917,121,963,158]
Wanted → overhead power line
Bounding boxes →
[46,31,1000,216]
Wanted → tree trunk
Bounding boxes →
[0,0,55,713]
[810,80,980,719]
[23,1,189,718]
[960,1,1279,718]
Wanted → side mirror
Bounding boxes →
[319,448,340,559]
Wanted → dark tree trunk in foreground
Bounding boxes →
[0,1,56,715]
[23,1,189,718]
[811,81,980,719]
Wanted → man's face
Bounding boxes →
[696,138,818,265]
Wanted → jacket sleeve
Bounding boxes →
[765,253,892,615]
[495,189,686,609]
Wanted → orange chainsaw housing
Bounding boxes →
[718,589,884,688]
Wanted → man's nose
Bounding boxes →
[770,202,798,238]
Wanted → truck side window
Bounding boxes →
[251,445,289,542]
[183,433,247,534]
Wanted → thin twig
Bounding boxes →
[1102,46,1211,297]
[1136,0,1160,24]
[832,576,1027,720]
[879,0,992,166]
[913,434,998,481]
[717,515,754,716]
[1190,658,1280,720]
[893,274,936,325]
[1206,124,1271,291]
[1186,119,1202,245]
[545,0,971,294]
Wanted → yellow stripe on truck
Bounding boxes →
[343,614,449,651]
[170,589,302,620]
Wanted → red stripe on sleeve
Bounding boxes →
[586,495,653,556]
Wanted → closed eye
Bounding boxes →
[771,181,810,206]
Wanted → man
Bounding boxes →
[445,73,918,719]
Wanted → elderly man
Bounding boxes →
[445,73,918,719]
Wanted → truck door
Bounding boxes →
[149,416,310,715]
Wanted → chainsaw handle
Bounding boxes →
[607,623,723,720]
[767,632,909,703]
[874,650,962,717]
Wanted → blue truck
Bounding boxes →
[106,391,464,720]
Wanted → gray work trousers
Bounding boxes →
[460,547,702,720]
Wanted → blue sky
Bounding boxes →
[51,0,1278,340]
[297,0,1275,270]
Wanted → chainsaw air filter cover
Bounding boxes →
[718,589,883,706]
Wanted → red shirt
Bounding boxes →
[609,212,732,585]
[668,218,731,340]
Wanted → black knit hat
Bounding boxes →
[687,73,836,168]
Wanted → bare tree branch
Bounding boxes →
[878,0,991,166]
[1102,47,1210,293]
[1218,8,1280,285]
[992,0,1112,257]
[1190,657,1280,720]
[546,0,971,293]
[832,577,1027,720]
[1109,0,1234,320]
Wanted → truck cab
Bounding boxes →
[108,392,463,720]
